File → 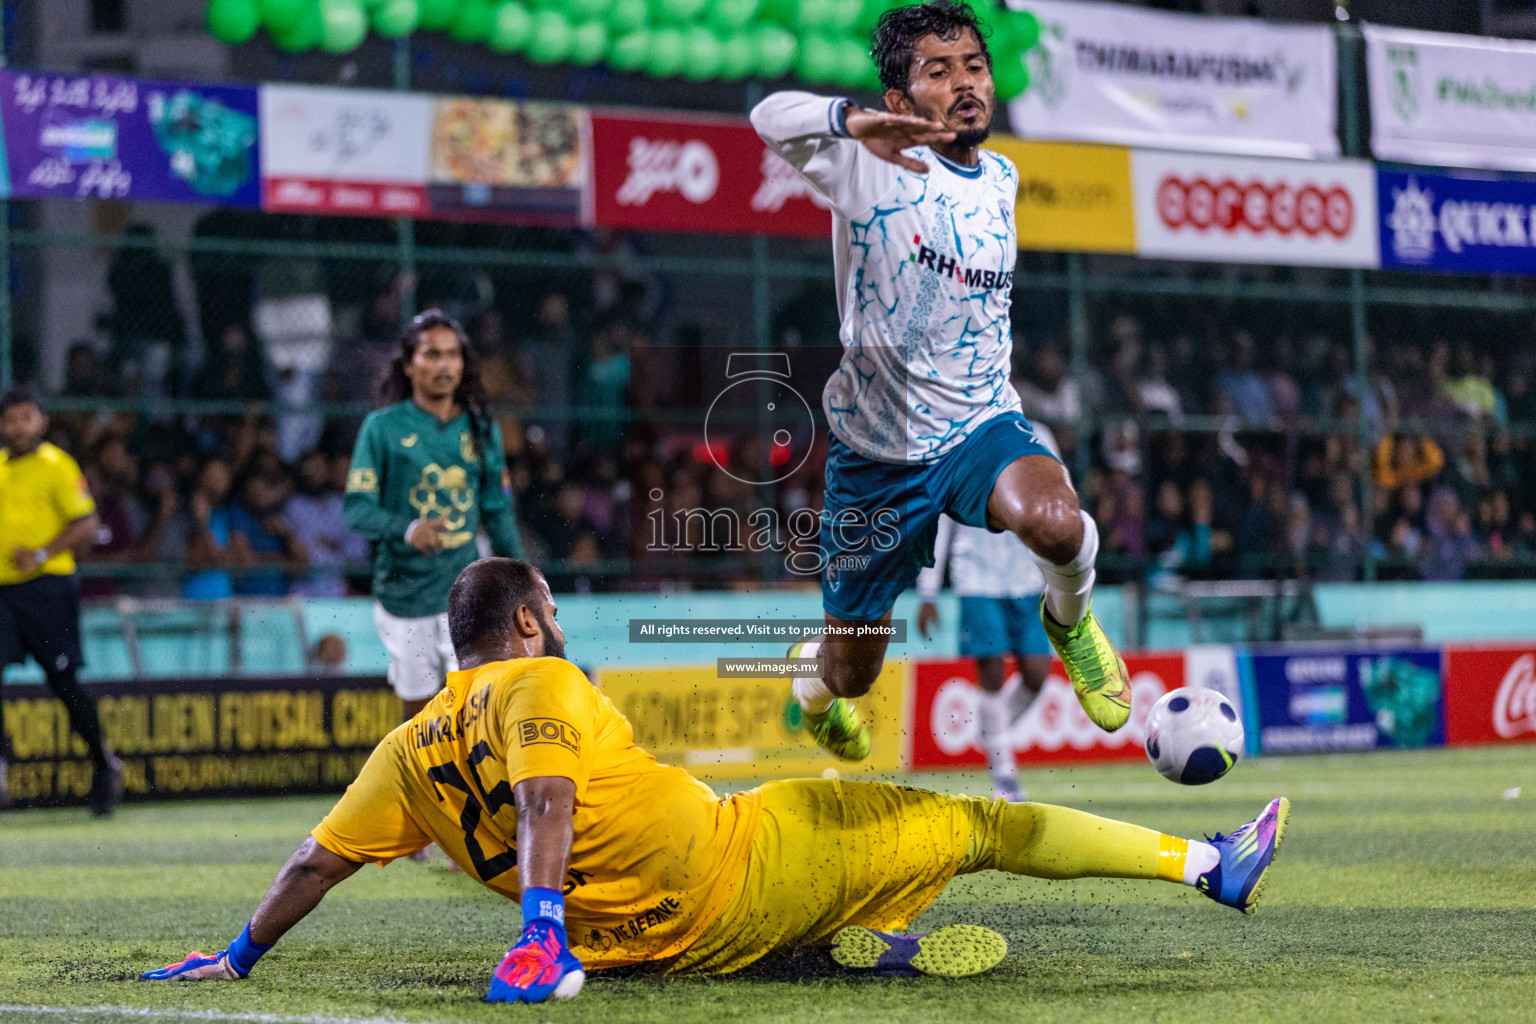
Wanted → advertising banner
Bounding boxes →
[427,96,588,226]
[985,137,1136,254]
[1,676,399,808]
[1365,24,1536,173]
[590,110,831,238]
[908,653,1184,770]
[1132,149,1379,267]
[0,70,260,204]
[1377,168,1536,274]
[593,660,904,779]
[260,84,432,217]
[1005,0,1339,159]
[1444,645,1536,746]
[1248,648,1444,754]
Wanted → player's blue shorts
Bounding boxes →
[819,411,1059,622]
[958,595,1053,659]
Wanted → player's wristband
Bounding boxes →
[521,888,566,932]
[224,921,273,977]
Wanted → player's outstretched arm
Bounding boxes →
[485,775,585,1005]
[141,837,362,981]
[842,107,956,175]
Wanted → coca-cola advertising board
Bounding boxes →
[1131,149,1380,268]
[908,653,1185,769]
[1444,646,1536,746]
[260,84,432,217]
[590,110,831,238]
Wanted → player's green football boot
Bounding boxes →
[1040,599,1133,732]
[803,698,871,762]
[831,924,1007,978]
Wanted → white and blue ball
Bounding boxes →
[1144,687,1244,785]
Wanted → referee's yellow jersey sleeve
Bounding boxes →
[493,659,596,796]
[50,448,96,521]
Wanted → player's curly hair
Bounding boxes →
[872,0,993,96]
[382,308,492,456]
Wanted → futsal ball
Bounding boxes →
[1144,687,1244,785]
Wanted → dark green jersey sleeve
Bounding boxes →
[478,421,524,559]
[344,413,417,542]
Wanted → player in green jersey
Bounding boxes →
[345,310,524,719]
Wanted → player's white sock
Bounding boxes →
[791,641,835,714]
[1032,510,1099,627]
[1184,841,1220,885]
[977,688,1015,783]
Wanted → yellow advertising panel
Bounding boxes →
[594,662,908,780]
[986,137,1137,254]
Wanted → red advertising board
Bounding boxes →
[589,110,831,238]
[1444,645,1536,746]
[908,653,1186,769]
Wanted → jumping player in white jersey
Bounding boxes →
[751,1,1132,761]
[916,423,1063,802]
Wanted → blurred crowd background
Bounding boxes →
[16,208,1536,600]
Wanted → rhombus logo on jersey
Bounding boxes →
[907,234,1014,291]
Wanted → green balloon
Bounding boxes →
[793,0,827,32]
[835,36,869,88]
[450,0,495,41]
[717,32,754,79]
[208,0,261,43]
[570,19,608,64]
[417,0,457,30]
[822,0,858,34]
[855,0,891,35]
[527,9,574,61]
[1008,10,1040,52]
[993,51,1029,99]
[563,0,606,20]
[756,0,794,26]
[645,26,686,76]
[370,0,419,36]
[489,2,532,50]
[796,33,838,84]
[681,26,722,81]
[319,0,368,51]
[608,29,651,71]
[260,0,307,32]
[706,0,758,33]
[606,0,648,33]
[752,24,796,78]
[651,0,706,26]
[272,0,322,48]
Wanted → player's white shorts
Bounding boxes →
[372,603,457,701]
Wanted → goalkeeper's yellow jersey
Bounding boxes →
[312,657,762,968]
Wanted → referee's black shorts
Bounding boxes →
[0,574,83,673]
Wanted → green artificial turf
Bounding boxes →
[4,745,1536,1023]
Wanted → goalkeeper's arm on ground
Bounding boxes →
[139,837,363,981]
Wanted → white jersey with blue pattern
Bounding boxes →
[751,91,1020,465]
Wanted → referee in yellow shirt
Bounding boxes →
[0,387,119,814]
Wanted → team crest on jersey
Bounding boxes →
[906,234,1014,291]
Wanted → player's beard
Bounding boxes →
[537,609,566,660]
[953,125,991,149]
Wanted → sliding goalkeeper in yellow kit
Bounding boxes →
[141,558,1290,1003]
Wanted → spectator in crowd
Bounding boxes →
[80,435,147,598]
[1423,487,1480,581]
[1215,331,1274,424]
[285,450,369,598]
[181,459,237,601]
[1373,434,1444,491]
[106,224,187,398]
[192,322,272,403]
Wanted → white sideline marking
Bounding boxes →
[0,1006,421,1024]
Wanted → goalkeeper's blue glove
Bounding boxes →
[485,888,585,1004]
[141,922,271,981]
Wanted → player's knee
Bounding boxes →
[824,654,880,698]
[1013,494,1083,566]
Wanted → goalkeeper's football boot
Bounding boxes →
[1197,797,1291,915]
[831,924,1007,978]
[1040,599,1132,732]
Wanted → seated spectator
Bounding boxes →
[1215,331,1274,424]
[192,322,272,403]
[79,435,147,598]
[1422,487,1480,582]
[60,342,115,399]
[180,459,237,601]
[1443,343,1498,421]
[227,470,306,597]
[285,450,370,598]
[1137,345,1182,421]
[1373,434,1444,490]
